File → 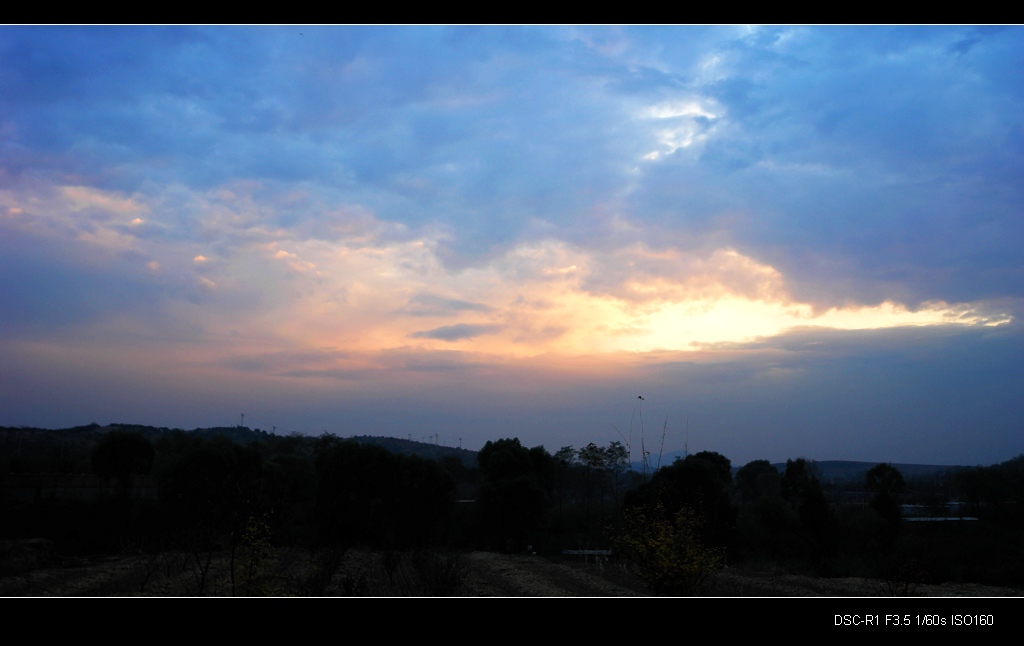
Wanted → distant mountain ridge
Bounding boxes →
[345,435,477,467]
[0,423,478,469]
[0,423,980,476]
[775,460,963,483]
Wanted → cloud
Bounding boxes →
[410,323,503,341]
[6,26,1022,309]
[3,27,1024,464]
[2,165,1010,365]
[402,293,493,317]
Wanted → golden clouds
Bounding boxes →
[246,232,1007,361]
[3,179,1008,370]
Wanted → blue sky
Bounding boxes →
[2,26,1022,465]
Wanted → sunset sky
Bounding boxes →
[2,26,1023,466]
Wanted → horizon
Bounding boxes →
[2,421,1006,469]
[2,26,1023,466]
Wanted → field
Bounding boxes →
[2,540,1020,597]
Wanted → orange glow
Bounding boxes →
[242,236,1008,361]
[3,182,1010,374]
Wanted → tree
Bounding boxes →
[91,430,155,498]
[554,446,576,466]
[866,462,906,497]
[604,441,629,496]
[781,458,819,501]
[866,463,905,531]
[314,440,455,551]
[89,429,156,544]
[623,451,737,550]
[781,458,837,556]
[690,451,733,486]
[476,438,550,551]
[736,459,781,503]
[576,443,606,523]
[158,437,263,594]
[478,438,534,483]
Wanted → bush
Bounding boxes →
[611,500,723,595]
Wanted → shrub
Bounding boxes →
[611,500,723,595]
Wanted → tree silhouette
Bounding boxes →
[91,430,155,498]
[866,462,905,532]
[736,459,781,503]
[477,438,550,551]
[623,451,737,551]
[866,462,906,497]
[314,440,455,551]
[781,458,837,557]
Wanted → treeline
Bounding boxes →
[3,424,1024,593]
[0,429,636,557]
[2,428,460,551]
[621,452,1024,591]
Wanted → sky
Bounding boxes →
[2,25,1023,466]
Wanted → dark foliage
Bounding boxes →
[475,438,554,551]
[735,459,781,503]
[623,451,737,551]
[92,430,155,483]
[782,458,839,559]
[5,423,1024,592]
[314,440,455,551]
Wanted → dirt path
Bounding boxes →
[460,552,645,597]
